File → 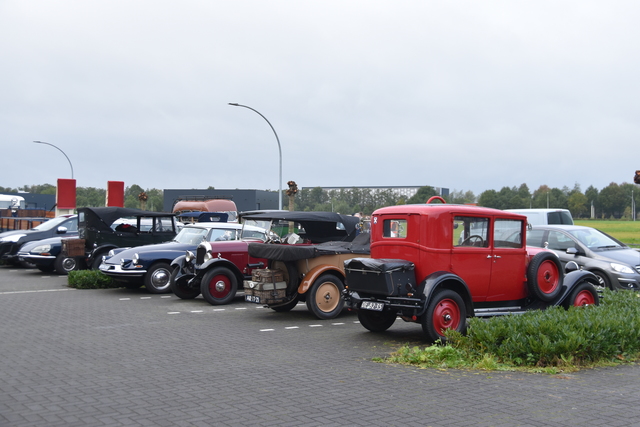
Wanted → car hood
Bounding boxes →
[102,241,194,264]
[590,248,640,266]
[1,229,78,245]
[19,236,67,253]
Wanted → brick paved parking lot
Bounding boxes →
[1,265,640,427]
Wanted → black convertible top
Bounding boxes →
[241,211,361,243]
[248,232,370,262]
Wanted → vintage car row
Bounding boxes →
[99,222,268,293]
[168,211,367,315]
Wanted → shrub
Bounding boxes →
[385,289,640,372]
[67,270,120,289]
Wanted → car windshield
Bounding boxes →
[32,216,73,231]
[568,228,625,250]
[173,227,211,245]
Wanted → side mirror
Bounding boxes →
[57,226,68,234]
[566,247,578,255]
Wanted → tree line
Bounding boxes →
[2,181,637,219]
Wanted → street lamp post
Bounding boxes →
[228,103,282,209]
[32,141,74,179]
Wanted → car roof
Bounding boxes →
[184,222,242,230]
[531,225,591,231]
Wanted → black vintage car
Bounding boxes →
[71,207,181,269]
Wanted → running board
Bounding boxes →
[473,306,526,317]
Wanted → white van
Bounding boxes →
[0,195,25,210]
[505,209,573,226]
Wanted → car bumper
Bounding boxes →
[17,253,56,267]
[99,263,147,279]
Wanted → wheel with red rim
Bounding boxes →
[564,281,599,308]
[527,252,563,302]
[422,289,466,343]
[200,266,237,305]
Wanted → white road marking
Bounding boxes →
[285,326,299,330]
[0,288,76,295]
[260,329,275,332]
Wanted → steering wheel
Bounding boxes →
[461,235,484,246]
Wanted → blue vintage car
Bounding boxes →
[17,235,83,274]
[99,223,267,294]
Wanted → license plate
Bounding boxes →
[361,301,384,311]
[245,295,260,303]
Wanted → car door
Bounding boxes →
[486,218,527,301]
[450,215,492,301]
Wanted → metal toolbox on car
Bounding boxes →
[344,258,416,296]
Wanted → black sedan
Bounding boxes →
[528,225,640,290]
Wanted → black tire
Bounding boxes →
[170,268,200,299]
[90,253,106,270]
[54,254,78,275]
[591,270,611,290]
[144,262,173,294]
[37,265,55,273]
[201,266,238,305]
[357,309,397,332]
[305,274,345,319]
[270,294,300,312]
[422,289,466,343]
[563,281,599,308]
[527,252,563,302]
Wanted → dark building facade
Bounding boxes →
[162,189,280,214]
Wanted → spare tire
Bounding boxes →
[527,252,563,302]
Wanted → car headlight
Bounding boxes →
[185,250,194,263]
[31,244,52,254]
[611,263,635,274]
[1,234,26,243]
[132,253,140,265]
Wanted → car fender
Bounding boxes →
[196,258,245,285]
[555,270,599,306]
[298,264,344,295]
[418,271,473,318]
[88,244,119,262]
[171,254,187,269]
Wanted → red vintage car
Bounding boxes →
[344,199,600,342]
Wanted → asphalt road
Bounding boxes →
[1,265,639,427]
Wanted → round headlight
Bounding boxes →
[185,250,194,263]
[132,253,140,265]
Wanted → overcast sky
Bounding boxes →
[2,1,639,197]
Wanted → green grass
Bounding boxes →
[574,220,640,245]
[380,290,640,374]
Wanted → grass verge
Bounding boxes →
[377,289,640,373]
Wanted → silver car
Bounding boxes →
[527,225,640,290]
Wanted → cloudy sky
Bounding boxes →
[2,1,639,197]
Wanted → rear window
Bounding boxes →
[383,219,407,238]
[547,211,574,225]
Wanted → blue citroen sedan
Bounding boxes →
[99,223,266,293]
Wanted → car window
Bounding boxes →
[546,230,575,251]
[62,218,78,232]
[453,216,489,247]
[526,229,546,247]
[209,228,239,241]
[382,219,407,238]
[494,219,523,248]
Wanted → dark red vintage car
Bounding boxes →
[344,199,600,342]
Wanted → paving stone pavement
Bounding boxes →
[1,265,640,427]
